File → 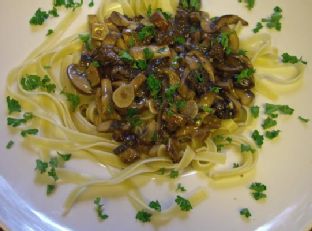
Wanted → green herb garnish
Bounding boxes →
[250,105,260,118]
[281,52,307,65]
[265,130,280,139]
[35,159,48,174]
[6,140,14,149]
[236,68,255,83]
[94,197,109,220]
[30,8,49,25]
[251,130,264,148]
[147,74,161,98]
[253,22,263,33]
[240,144,256,153]
[149,200,161,212]
[143,47,154,60]
[261,6,283,31]
[79,33,92,51]
[7,96,22,114]
[138,26,155,41]
[249,182,267,200]
[175,36,186,45]
[264,103,294,115]
[136,210,152,223]
[177,183,187,192]
[298,116,309,123]
[240,208,251,218]
[21,128,39,137]
[47,185,56,195]
[119,50,134,62]
[62,92,80,111]
[57,152,72,161]
[169,170,179,178]
[175,195,192,211]
[262,117,277,130]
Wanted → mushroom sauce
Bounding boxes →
[67,0,255,164]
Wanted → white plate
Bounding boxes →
[1,1,312,230]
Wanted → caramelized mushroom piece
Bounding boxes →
[86,65,100,87]
[112,84,135,108]
[214,15,248,31]
[97,120,122,132]
[167,138,183,163]
[150,11,169,31]
[188,51,215,82]
[109,11,130,27]
[180,100,198,119]
[129,46,170,60]
[130,73,146,91]
[119,148,140,164]
[67,64,93,94]
[200,11,213,33]
[235,89,255,106]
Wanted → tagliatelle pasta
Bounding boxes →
[6,0,305,222]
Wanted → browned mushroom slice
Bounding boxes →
[129,46,170,60]
[180,100,198,119]
[188,51,215,82]
[200,11,213,33]
[214,15,248,31]
[97,120,122,133]
[234,89,255,106]
[109,11,130,27]
[130,73,146,91]
[86,65,101,87]
[119,148,140,164]
[102,31,121,46]
[202,114,222,129]
[112,84,135,108]
[91,22,109,41]
[198,92,216,108]
[167,138,183,163]
[162,68,180,85]
[148,100,158,114]
[150,11,169,31]
[184,55,200,70]
[67,64,93,94]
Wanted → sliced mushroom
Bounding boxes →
[129,45,170,60]
[86,65,101,87]
[198,92,216,108]
[150,11,169,31]
[148,100,158,114]
[67,64,93,94]
[103,32,121,46]
[109,11,130,27]
[184,55,200,70]
[188,51,215,82]
[200,11,213,33]
[167,138,183,163]
[130,73,146,91]
[112,84,135,108]
[119,148,140,164]
[97,120,122,132]
[214,15,248,31]
[91,22,109,41]
[235,89,255,106]
[180,100,198,119]
[162,68,180,85]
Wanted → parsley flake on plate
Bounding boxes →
[249,182,267,200]
[7,96,22,114]
[282,52,307,65]
[240,208,252,218]
[149,200,161,212]
[251,130,264,148]
[94,197,109,220]
[136,210,152,223]
[175,195,192,211]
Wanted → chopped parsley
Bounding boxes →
[47,185,56,195]
[281,52,307,65]
[169,170,179,178]
[262,6,283,31]
[136,210,152,223]
[236,68,255,83]
[128,36,135,47]
[134,60,148,70]
[94,197,109,220]
[239,0,255,10]
[48,167,59,181]
[7,112,33,127]
[62,92,80,111]
[240,144,255,153]
[149,200,161,212]
[46,29,54,36]
[79,33,92,51]
[176,183,186,192]
[147,5,152,17]
[175,195,192,211]
[156,8,172,20]
[57,152,72,161]
[262,117,277,130]
[29,8,49,25]
[265,130,280,140]
[48,7,59,17]
[6,140,14,149]
[240,208,252,218]
[138,26,155,41]
[181,0,201,11]
[158,168,166,175]
[91,61,100,68]
[298,116,309,123]
[143,48,154,60]
[49,157,59,168]
[21,74,56,93]
[89,0,94,7]
[176,100,187,110]
[53,0,83,9]
[250,105,260,118]
[249,182,267,200]
[7,96,22,114]
[165,85,179,104]
[195,72,204,83]
[264,103,294,115]
[237,49,247,56]
[147,74,161,98]
[218,32,232,55]
[21,128,39,137]
[210,86,222,94]
[175,36,186,45]
[253,22,263,33]
[202,105,214,113]
[251,130,264,148]
[35,159,49,174]
[127,108,143,127]
[119,50,134,62]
